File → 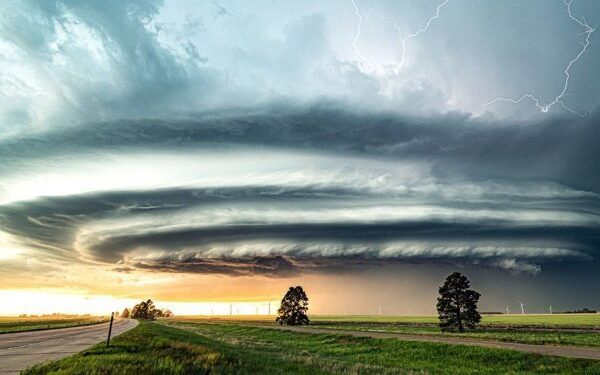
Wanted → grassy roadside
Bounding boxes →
[22,321,347,374]
[0,316,108,334]
[23,320,600,374]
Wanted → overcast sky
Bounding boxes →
[0,0,599,314]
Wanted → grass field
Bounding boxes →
[170,314,600,348]
[310,322,600,348]
[0,316,108,334]
[173,313,600,327]
[23,320,600,374]
[311,314,600,327]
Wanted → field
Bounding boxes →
[173,313,600,327]
[311,314,600,327]
[0,316,108,334]
[169,314,600,348]
[23,317,600,374]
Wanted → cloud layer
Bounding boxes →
[0,0,599,290]
[1,106,599,277]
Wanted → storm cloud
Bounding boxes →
[0,0,599,293]
[1,105,599,277]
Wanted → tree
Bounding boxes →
[130,299,157,321]
[276,286,309,326]
[121,308,130,319]
[437,272,481,332]
[163,309,174,318]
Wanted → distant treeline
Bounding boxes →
[481,309,599,315]
[560,308,599,314]
[18,313,92,318]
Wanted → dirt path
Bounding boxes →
[259,325,600,360]
[0,319,138,375]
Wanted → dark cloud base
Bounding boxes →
[3,104,600,191]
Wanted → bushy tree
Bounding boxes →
[121,308,130,318]
[276,286,309,326]
[131,299,157,321]
[437,272,481,332]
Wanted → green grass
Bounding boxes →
[0,316,107,334]
[165,321,600,374]
[311,314,600,327]
[173,313,600,327]
[310,321,600,347]
[169,314,600,348]
[23,320,600,374]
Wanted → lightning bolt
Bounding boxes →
[349,0,450,73]
[394,0,451,72]
[484,0,596,116]
[349,0,375,69]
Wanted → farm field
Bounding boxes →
[311,314,600,327]
[173,313,600,327]
[0,316,108,334]
[170,314,600,348]
[23,320,600,374]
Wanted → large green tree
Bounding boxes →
[276,286,309,326]
[436,272,481,332]
[130,299,157,321]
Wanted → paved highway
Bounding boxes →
[0,319,138,374]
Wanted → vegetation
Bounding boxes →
[171,313,600,348]
[0,316,107,334]
[131,299,158,320]
[437,272,481,332]
[310,321,600,347]
[276,286,309,326]
[23,320,600,374]
[308,314,600,327]
[121,307,130,318]
[129,299,172,320]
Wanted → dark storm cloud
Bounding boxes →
[0,180,597,275]
[2,104,600,192]
[125,255,300,277]
[0,185,362,259]
[86,221,597,259]
[1,103,599,276]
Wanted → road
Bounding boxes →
[263,325,600,360]
[0,319,138,374]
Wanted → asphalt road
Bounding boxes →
[0,319,138,374]
[264,325,600,360]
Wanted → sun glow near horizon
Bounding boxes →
[0,290,279,317]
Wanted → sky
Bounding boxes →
[0,0,599,316]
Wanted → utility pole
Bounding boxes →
[106,312,114,347]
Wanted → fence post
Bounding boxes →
[106,312,114,347]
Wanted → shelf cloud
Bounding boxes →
[1,0,599,311]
